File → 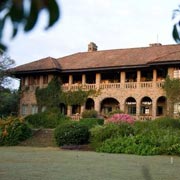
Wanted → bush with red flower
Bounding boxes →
[107,113,135,124]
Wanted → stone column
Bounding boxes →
[39,76,43,88]
[81,105,85,114]
[136,99,141,120]
[137,70,141,82]
[168,67,174,78]
[153,69,157,88]
[68,75,73,90]
[67,105,72,116]
[120,71,125,83]
[137,70,141,88]
[82,74,86,85]
[120,71,125,88]
[120,101,125,113]
[94,99,101,114]
[152,99,157,119]
[96,73,101,89]
[69,75,73,84]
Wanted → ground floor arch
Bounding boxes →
[156,96,167,116]
[85,98,95,110]
[140,96,152,116]
[125,97,136,115]
[59,103,67,115]
[72,104,81,114]
[101,97,120,115]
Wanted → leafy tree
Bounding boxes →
[0,51,15,90]
[172,5,180,43]
[0,0,60,50]
[163,76,180,117]
[0,88,19,117]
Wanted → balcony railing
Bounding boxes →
[62,81,164,91]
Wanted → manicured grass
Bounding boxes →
[0,147,180,180]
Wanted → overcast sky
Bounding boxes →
[4,0,180,67]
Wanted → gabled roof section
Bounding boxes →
[11,44,180,75]
[57,44,180,71]
[11,57,60,74]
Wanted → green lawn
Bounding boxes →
[0,147,180,180]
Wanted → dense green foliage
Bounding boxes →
[82,110,98,118]
[91,117,180,155]
[60,89,97,106]
[79,118,104,129]
[35,77,62,111]
[54,122,90,146]
[36,78,98,111]
[163,76,180,117]
[0,88,19,117]
[90,123,134,150]
[0,117,32,146]
[25,108,70,128]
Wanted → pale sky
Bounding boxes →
[4,0,180,67]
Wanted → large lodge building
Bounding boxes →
[12,42,180,120]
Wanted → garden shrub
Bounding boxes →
[97,126,180,155]
[25,108,70,128]
[0,117,32,146]
[107,113,135,124]
[82,110,98,118]
[152,117,180,129]
[90,123,134,150]
[79,118,104,129]
[54,121,90,146]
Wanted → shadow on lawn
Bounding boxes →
[142,165,152,180]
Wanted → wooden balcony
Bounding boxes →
[62,81,164,91]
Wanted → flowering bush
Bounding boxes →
[107,113,135,124]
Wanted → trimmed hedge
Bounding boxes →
[54,122,90,146]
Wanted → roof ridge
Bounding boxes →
[50,57,61,69]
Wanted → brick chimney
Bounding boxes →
[149,43,162,47]
[88,42,97,52]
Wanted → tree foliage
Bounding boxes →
[172,5,180,43]
[0,88,19,117]
[163,76,180,116]
[0,51,15,89]
[35,77,99,111]
[0,0,60,50]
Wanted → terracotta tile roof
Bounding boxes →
[12,44,180,74]
[11,57,60,73]
[58,44,180,71]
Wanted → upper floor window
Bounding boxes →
[73,74,82,84]
[43,75,48,84]
[21,77,28,86]
[29,76,40,85]
[174,68,180,78]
